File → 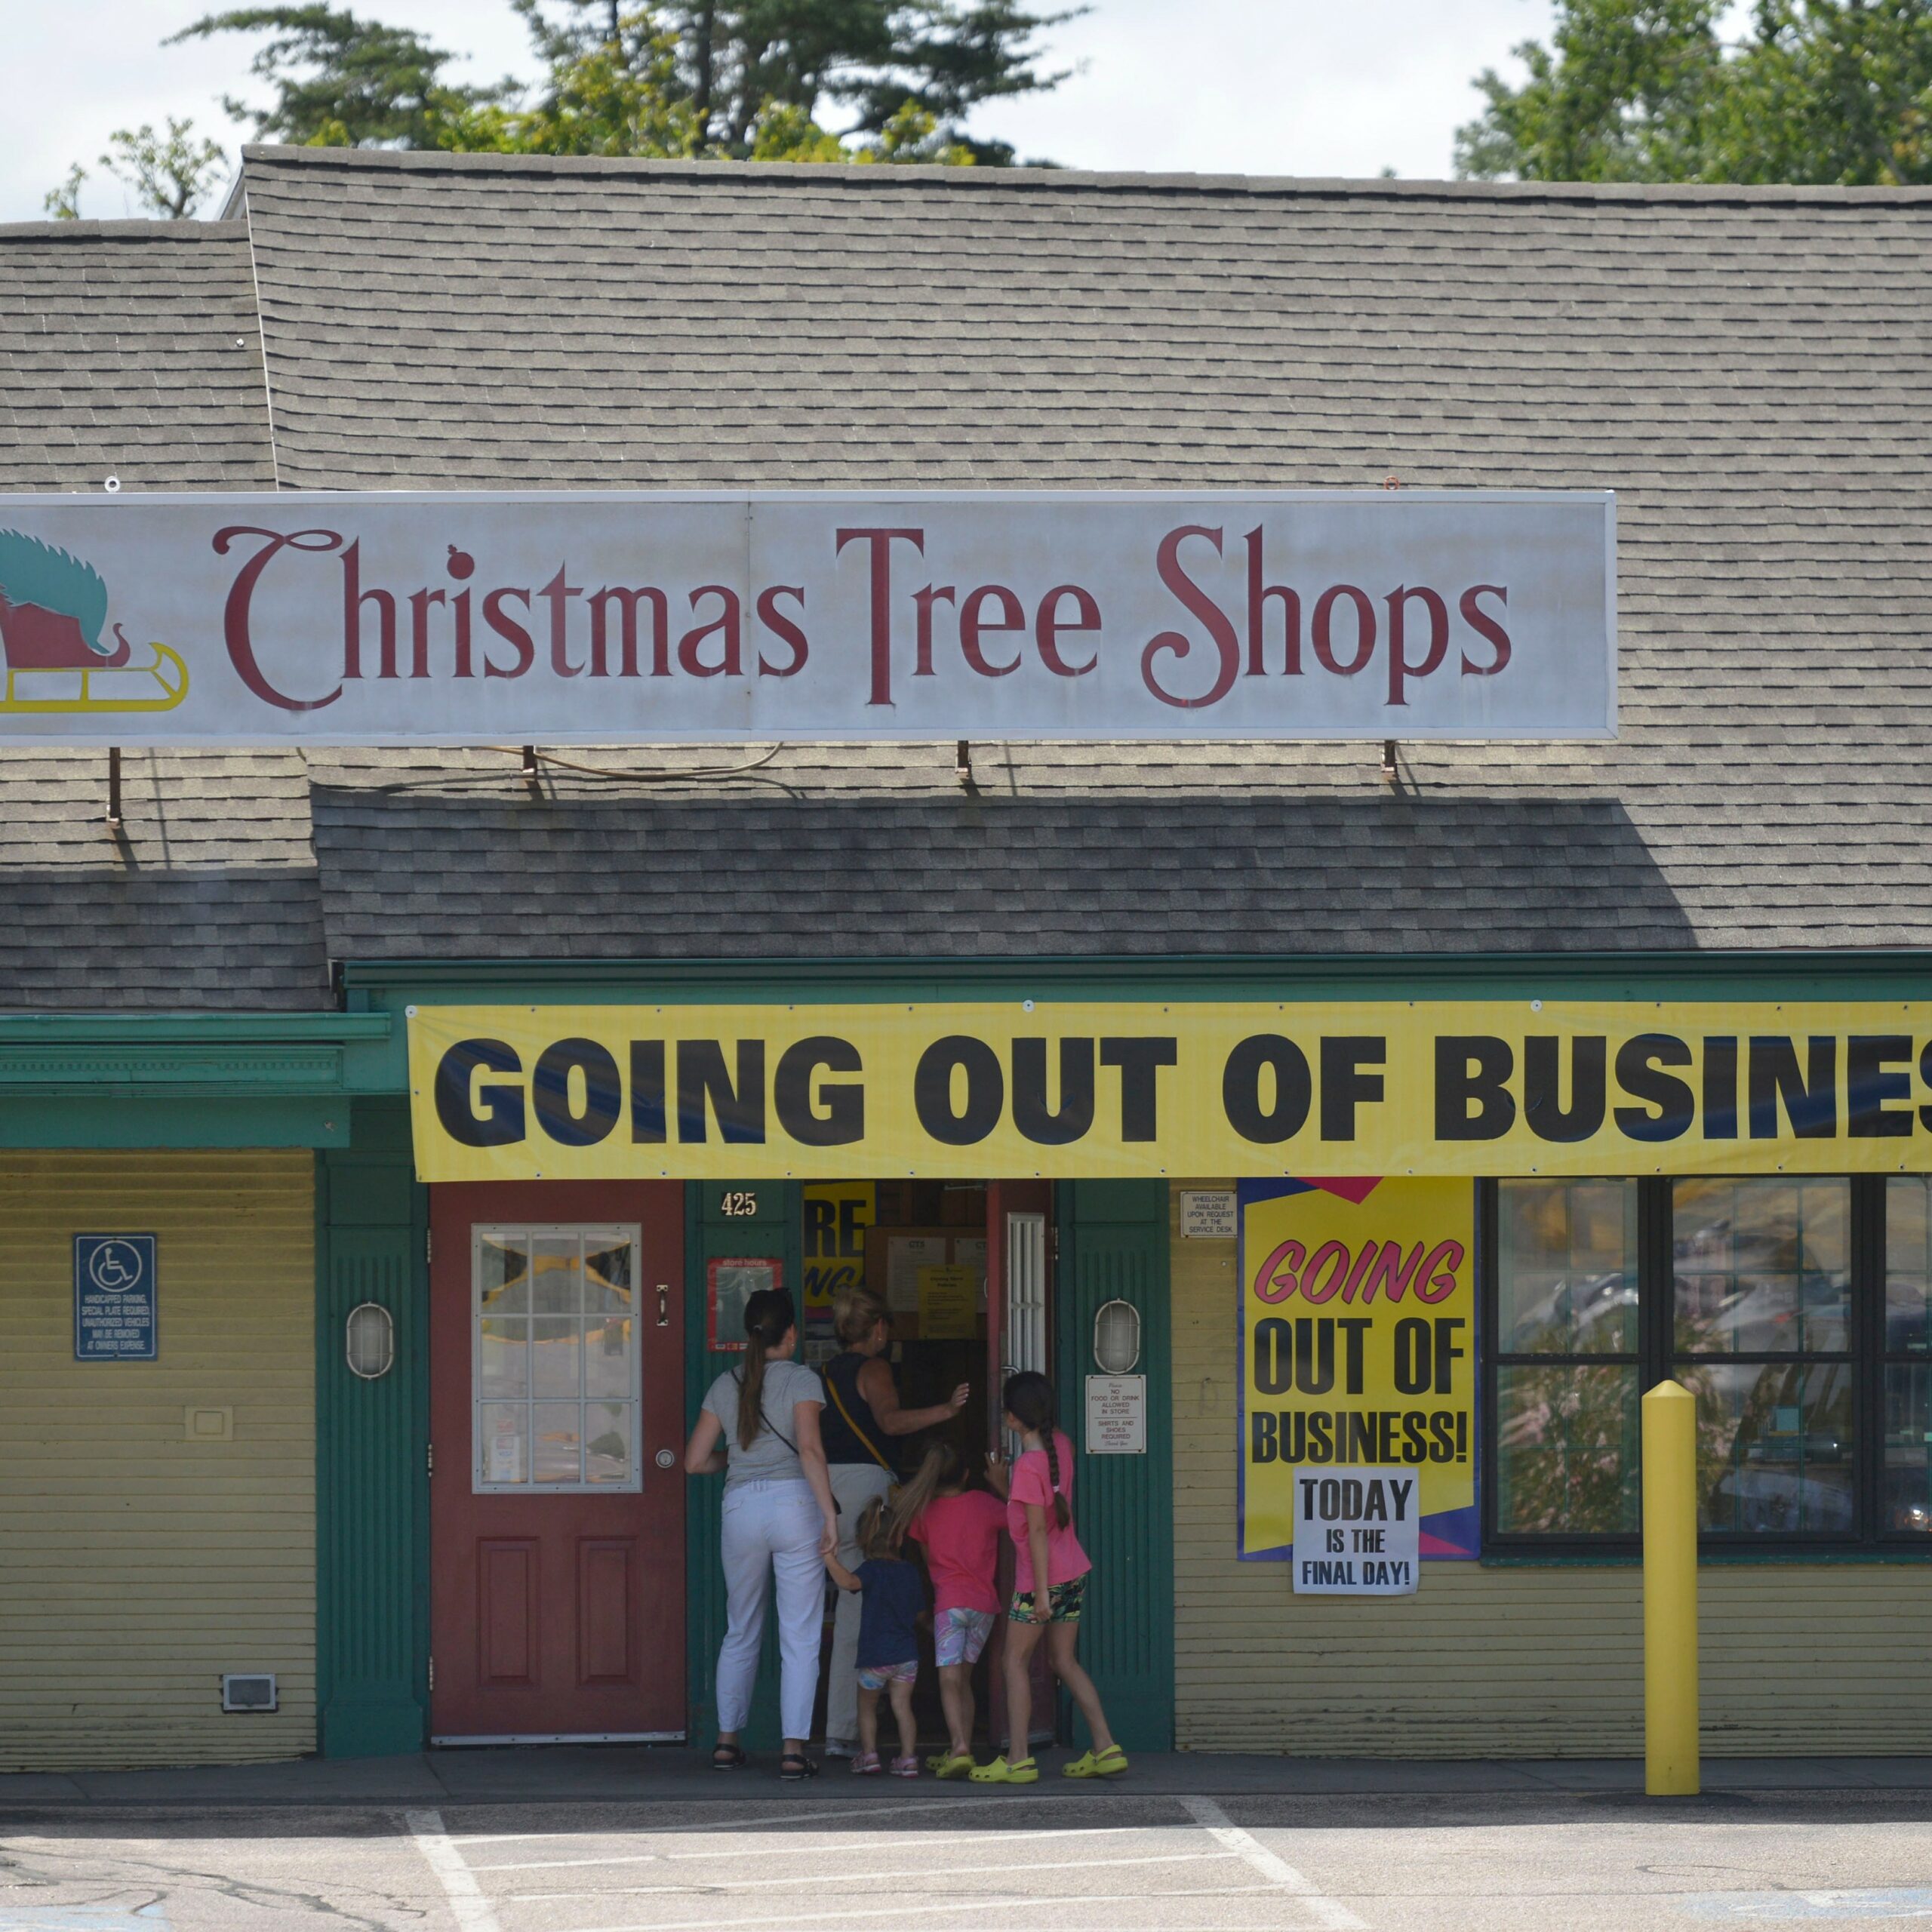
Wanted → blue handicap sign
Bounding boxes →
[73,1233,158,1361]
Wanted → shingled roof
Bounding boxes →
[5,151,1932,1008]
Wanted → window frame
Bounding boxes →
[1481,1174,1930,1558]
[472,1221,645,1497]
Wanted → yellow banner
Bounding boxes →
[802,1182,873,1338]
[405,998,1932,1181]
[1239,1179,1476,1560]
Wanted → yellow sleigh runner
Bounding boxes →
[0,641,189,715]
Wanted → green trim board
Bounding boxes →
[315,1098,430,1758]
[685,1178,802,1751]
[0,1097,352,1148]
[1056,1179,1176,1754]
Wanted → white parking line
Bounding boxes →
[405,1808,504,1932]
[513,1847,1235,1900]
[1179,1797,1366,1932]
[466,1822,1125,1873]
[565,1884,1284,1932]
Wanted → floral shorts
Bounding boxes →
[934,1607,996,1669]
[857,1659,918,1691]
[1009,1573,1088,1626]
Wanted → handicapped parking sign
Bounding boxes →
[74,1233,157,1361]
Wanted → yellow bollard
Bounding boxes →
[1643,1378,1700,1795]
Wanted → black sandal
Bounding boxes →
[712,1743,749,1770]
[779,1752,818,1781]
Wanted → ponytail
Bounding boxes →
[1002,1370,1069,1530]
[736,1288,797,1451]
[888,1441,960,1547]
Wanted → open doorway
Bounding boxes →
[797,1179,1054,1752]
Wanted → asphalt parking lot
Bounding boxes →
[6,1776,1932,1932]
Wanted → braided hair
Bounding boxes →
[1002,1371,1069,1528]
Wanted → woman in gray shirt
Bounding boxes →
[684,1287,838,1779]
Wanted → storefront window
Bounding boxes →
[1672,1179,1852,1536]
[1884,1180,1932,1536]
[1493,1180,1640,1535]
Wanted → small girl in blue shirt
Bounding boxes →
[826,1496,925,1776]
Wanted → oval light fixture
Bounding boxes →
[346,1301,396,1380]
[1092,1297,1142,1376]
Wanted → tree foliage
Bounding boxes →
[1457,0,1932,185]
[43,119,231,220]
[150,0,1076,171]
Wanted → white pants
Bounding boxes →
[824,1460,897,1745]
[716,1478,825,1743]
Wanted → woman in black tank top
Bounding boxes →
[819,1287,969,1753]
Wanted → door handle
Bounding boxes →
[657,1284,669,1327]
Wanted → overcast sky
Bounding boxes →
[5,1,1578,223]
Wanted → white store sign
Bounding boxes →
[0,491,1614,746]
[1085,1374,1148,1455]
[1291,1466,1420,1595]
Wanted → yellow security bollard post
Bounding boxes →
[1643,1378,1700,1795]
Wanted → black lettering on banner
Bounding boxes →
[533,1036,622,1146]
[435,1038,525,1147]
[1294,1317,1337,1395]
[1749,1035,1837,1140]
[1223,1034,1312,1143]
[677,1038,767,1143]
[773,1035,865,1146]
[630,1040,667,1143]
[1523,1035,1606,1143]
[1433,1317,1467,1395]
[1337,1317,1371,1395]
[1100,1036,1177,1140]
[1251,1412,1278,1463]
[1253,1316,1294,1396]
[1429,1413,1455,1462]
[1308,1412,1334,1462]
[914,1035,1004,1146]
[1614,1032,1694,1142]
[1320,1036,1386,1140]
[1012,1037,1094,1146]
[1435,1035,1514,1140]
[1401,1411,1429,1463]
[1392,1315,1431,1395]
[1704,1036,1740,1140]
[1848,1035,1913,1139]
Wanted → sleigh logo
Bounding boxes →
[0,531,188,715]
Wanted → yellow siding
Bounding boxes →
[1171,1178,1932,1757]
[0,1152,315,1769]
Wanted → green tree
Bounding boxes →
[43,119,229,220]
[1457,0,1932,186]
[166,5,513,148]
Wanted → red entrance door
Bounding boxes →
[429,1180,685,1741]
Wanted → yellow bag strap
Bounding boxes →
[824,1361,895,1473]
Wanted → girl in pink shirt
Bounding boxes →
[897,1441,1011,1778]
[971,1371,1127,1785]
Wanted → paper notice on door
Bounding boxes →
[952,1236,989,1303]
[919,1263,979,1340]
[886,1235,946,1312]
[488,1421,524,1484]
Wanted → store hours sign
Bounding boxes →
[0,490,1614,746]
[74,1234,158,1361]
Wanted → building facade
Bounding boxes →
[2,149,1930,1768]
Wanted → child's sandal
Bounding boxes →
[850,1749,881,1775]
[890,1755,920,1778]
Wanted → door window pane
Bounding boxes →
[1885,1178,1932,1355]
[1681,1359,1854,1533]
[474,1227,640,1491]
[1495,1363,1640,1534]
[1673,1179,1849,1354]
[1498,1180,1637,1355]
[1883,1365,1932,1536]
[532,1402,583,1483]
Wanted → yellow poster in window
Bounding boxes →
[1239,1177,1478,1561]
[802,1183,873,1340]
